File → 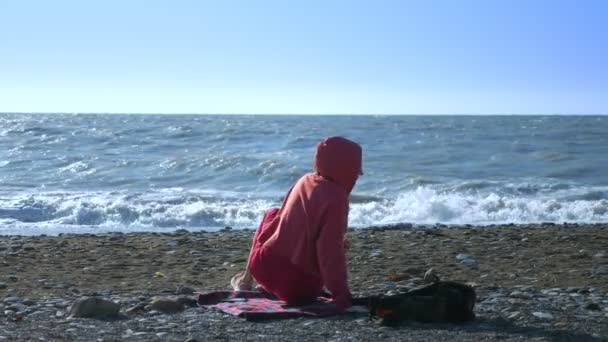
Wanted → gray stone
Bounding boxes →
[456,254,478,265]
[8,304,27,312]
[176,285,196,295]
[69,297,121,318]
[150,297,184,313]
[3,297,22,304]
[592,265,608,275]
[22,299,36,306]
[532,312,554,320]
[370,249,383,257]
[0,283,6,289]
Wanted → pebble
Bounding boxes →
[507,311,520,319]
[508,291,529,299]
[592,265,608,275]
[0,283,7,289]
[456,254,478,265]
[3,296,22,304]
[585,303,601,311]
[176,286,196,295]
[69,297,121,318]
[370,250,383,257]
[150,297,184,313]
[532,312,554,320]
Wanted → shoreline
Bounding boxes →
[1,223,607,341]
[2,221,607,238]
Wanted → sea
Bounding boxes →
[0,113,607,235]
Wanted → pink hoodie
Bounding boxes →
[250,137,362,310]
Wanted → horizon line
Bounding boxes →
[1,112,607,116]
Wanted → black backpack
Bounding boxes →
[356,281,476,326]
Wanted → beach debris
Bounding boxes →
[154,272,166,278]
[69,297,121,318]
[150,297,184,313]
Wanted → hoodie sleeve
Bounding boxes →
[315,198,352,310]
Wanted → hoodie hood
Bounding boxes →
[314,136,362,194]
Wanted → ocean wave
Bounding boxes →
[0,191,277,234]
[0,186,607,235]
[348,187,608,227]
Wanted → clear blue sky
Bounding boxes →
[1,0,606,114]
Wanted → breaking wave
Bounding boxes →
[0,186,606,235]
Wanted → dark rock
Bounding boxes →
[22,299,36,306]
[176,285,195,295]
[585,303,601,311]
[69,297,121,318]
[177,296,197,307]
[150,297,184,313]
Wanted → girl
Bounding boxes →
[231,136,362,310]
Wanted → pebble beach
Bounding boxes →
[1,223,607,341]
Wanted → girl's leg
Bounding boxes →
[230,208,279,291]
[249,245,323,305]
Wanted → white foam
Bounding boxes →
[348,186,608,226]
[0,186,606,235]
